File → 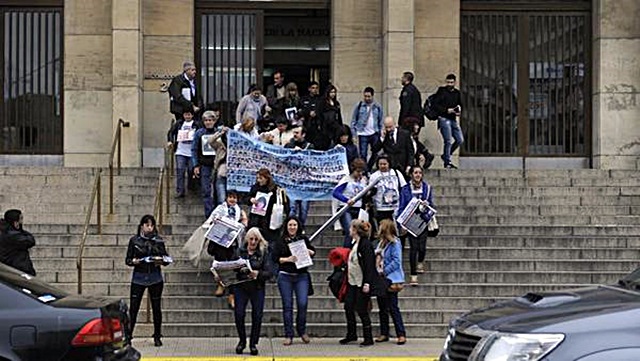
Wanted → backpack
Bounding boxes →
[423,93,439,121]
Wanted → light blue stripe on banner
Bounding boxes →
[226,130,350,200]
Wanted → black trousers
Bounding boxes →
[408,232,427,275]
[343,284,372,341]
[129,282,164,337]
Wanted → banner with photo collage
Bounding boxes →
[226,130,349,200]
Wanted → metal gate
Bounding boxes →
[196,11,263,124]
[460,3,591,157]
[1,6,63,154]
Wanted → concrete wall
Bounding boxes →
[592,0,640,169]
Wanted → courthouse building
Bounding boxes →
[0,0,638,169]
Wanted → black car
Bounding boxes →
[440,268,640,361]
[0,263,140,361]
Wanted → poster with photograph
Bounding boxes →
[288,239,313,269]
[204,215,244,248]
[397,198,437,237]
[250,191,271,216]
[200,134,216,156]
[285,107,298,123]
[210,259,252,287]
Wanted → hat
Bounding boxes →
[4,209,21,223]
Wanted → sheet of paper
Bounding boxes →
[181,88,192,101]
[288,239,313,269]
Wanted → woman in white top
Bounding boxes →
[369,154,406,227]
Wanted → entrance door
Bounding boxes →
[460,2,591,162]
[196,11,263,123]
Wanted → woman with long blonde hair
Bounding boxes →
[374,219,407,345]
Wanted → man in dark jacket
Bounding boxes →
[431,73,464,169]
[0,209,36,276]
[398,71,424,130]
[299,81,322,148]
[371,117,415,177]
[168,61,204,121]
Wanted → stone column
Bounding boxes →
[414,0,460,168]
[381,0,414,123]
[112,0,143,167]
[142,0,194,167]
[592,0,640,169]
[331,0,382,127]
[63,0,113,166]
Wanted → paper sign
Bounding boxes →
[288,239,313,269]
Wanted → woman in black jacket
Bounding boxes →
[125,215,171,347]
[272,216,316,346]
[247,168,290,244]
[340,219,385,347]
[233,227,273,356]
[315,84,343,150]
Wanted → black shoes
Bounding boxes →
[360,339,374,347]
[249,345,259,355]
[339,336,357,345]
[153,335,163,347]
[235,341,245,354]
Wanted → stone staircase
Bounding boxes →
[1,167,639,338]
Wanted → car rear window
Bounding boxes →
[0,264,70,303]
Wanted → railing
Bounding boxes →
[109,119,130,214]
[76,168,102,294]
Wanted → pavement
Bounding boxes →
[135,337,445,360]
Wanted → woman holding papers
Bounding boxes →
[374,219,407,345]
[233,228,273,356]
[125,215,171,347]
[397,165,435,286]
[272,216,316,346]
[340,219,384,347]
[247,168,290,245]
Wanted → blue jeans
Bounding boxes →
[277,272,310,338]
[290,200,310,227]
[199,165,214,218]
[438,117,464,165]
[215,174,227,205]
[339,207,360,248]
[377,291,406,337]
[175,155,192,196]
[357,133,378,163]
[234,287,265,347]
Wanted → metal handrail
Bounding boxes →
[108,119,130,214]
[76,168,102,294]
[308,175,385,243]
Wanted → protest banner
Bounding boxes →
[227,130,349,200]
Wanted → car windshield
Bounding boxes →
[617,267,640,291]
[0,264,70,303]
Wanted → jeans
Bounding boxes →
[409,232,427,275]
[277,272,310,338]
[290,200,310,227]
[339,208,361,248]
[215,175,227,205]
[377,291,406,337]
[357,133,379,163]
[438,117,464,165]
[129,282,164,337]
[199,165,214,218]
[234,287,265,347]
[175,155,192,196]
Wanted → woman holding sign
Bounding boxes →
[397,165,435,286]
[247,168,290,245]
[272,216,316,346]
[125,215,171,347]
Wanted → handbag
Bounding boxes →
[427,215,439,237]
[388,282,404,293]
[269,188,285,230]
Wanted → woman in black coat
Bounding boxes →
[247,168,290,245]
[339,219,385,347]
[125,215,171,347]
[315,84,343,150]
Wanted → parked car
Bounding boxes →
[440,268,640,361]
[0,263,140,361]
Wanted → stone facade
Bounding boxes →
[58,0,639,169]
